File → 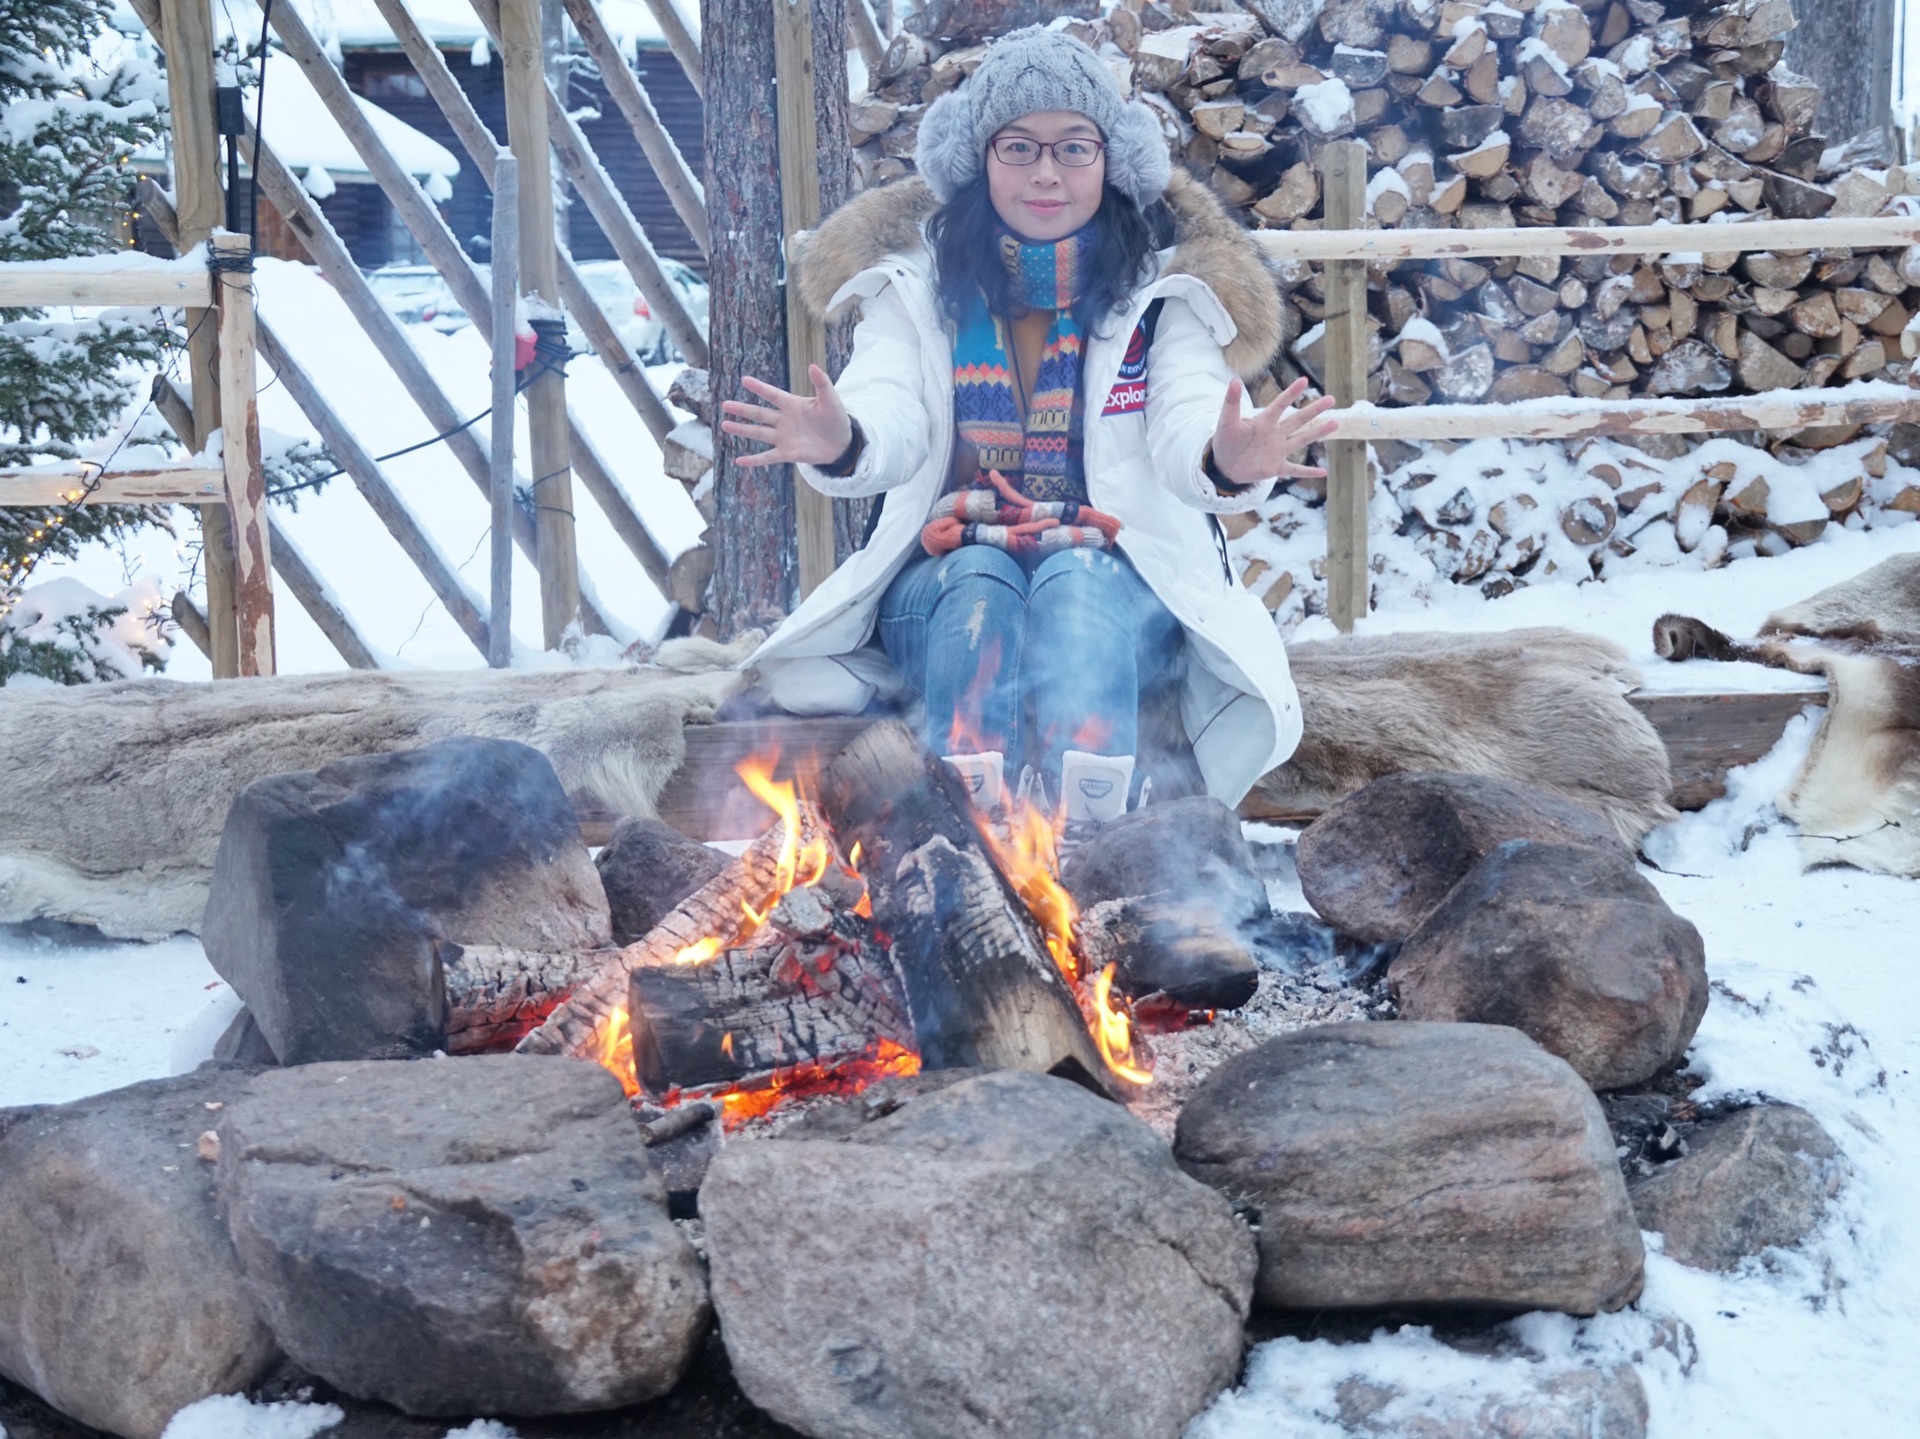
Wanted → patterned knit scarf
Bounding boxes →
[926,225,1121,557]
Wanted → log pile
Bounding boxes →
[832,0,1920,614]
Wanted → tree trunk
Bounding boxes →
[1784,0,1894,146]
[704,0,796,636]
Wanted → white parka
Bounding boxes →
[744,173,1304,805]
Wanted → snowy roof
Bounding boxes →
[250,49,459,185]
[128,0,698,54]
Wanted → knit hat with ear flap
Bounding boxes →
[913,26,1173,209]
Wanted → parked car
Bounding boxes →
[363,264,468,333]
[362,256,708,365]
[573,256,709,365]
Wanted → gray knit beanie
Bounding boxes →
[914,26,1172,209]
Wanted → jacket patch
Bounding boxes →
[1102,319,1151,416]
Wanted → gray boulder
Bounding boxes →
[597,816,728,944]
[0,1072,278,1439]
[1174,1023,1644,1314]
[702,1069,1255,1439]
[1389,841,1708,1090]
[1063,795,1269,927]
[202,736,611,1065]
[1632,1103,1845,1270]
[215,1054,707,1415]
[1297,772,1626,943]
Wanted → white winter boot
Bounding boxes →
[942,750,1008,815]
[1057,749,1136,872]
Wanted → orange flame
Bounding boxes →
[675,935,722,966]
[599,1006,639,1098]
[1093,963,1153,1086]
[736,749,835,927]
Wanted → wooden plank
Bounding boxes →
[266,517,383,670]
[618,686,1832,841]
[1253,213,1920,265]
[154,369,381,670]
[255,316,495,659]
[772,0,837,601]
[211,233,275,677]
[369,0,682,447]
[1632,687,1827,810]
[499,0,580,649]
[488,150,519,669]
[0,263,211,309]
[0,466,225,505]
[848,0,886,71]
[559,0,711,256]
[1324,385,1920,443]
[158,0,236,678]
[639,0,704,99]
[1321,141,1369,635]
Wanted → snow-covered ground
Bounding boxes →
[5,515,1919,1439]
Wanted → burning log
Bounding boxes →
[824,720,1122,1093]
[514,807,830,1062]
[439,942,606,1054]
[627,887,912,1098]
[1076,899,1260,1013]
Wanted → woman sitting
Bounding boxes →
[723,27,1335,849]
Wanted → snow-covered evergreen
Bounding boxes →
[0,0,166,675]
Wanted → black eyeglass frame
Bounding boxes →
[986,136,1107,168]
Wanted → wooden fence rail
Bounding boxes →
[1300,139,1920,631]
[0,237,274,675]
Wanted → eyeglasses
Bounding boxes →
[988,136,1105,168]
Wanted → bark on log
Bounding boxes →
[627,929,910,1097]
[823,720,1115,1093]
[704,0,796,636]
[515,807,828,1059]
[1077,898,1260,1012]
[441,942,604,1053]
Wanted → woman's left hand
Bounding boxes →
[1209,377,1340,488]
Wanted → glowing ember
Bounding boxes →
[711,1039,920,1130]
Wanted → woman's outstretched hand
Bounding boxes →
[719,364,853,469]
[1209,376,1340,488]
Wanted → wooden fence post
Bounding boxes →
[210,232,274,676]
[501,0,580,648]
[489,151,520,669]
[1321,140,1369,635]
[772,0,837,600]
[157,0,238,676]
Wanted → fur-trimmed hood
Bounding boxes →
[793,169,1285,378]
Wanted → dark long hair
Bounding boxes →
[926,176,1175,335]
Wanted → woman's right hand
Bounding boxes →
[719,364,853,469]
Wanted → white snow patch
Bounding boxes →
[160,1396,342,1439]
[1294,77,1355,134]
[1394,315,1450,358]
[300,165,335,200]
[443,1423,518,1439]
[470,35,491,67]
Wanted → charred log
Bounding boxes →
[439,942,606,1054]
[1077,899,1261,1012]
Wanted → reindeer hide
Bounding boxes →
[1653,553,1920,878]
[1255,627,1678,845]
[0,661,745,940]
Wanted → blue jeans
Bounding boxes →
[877,545,1182,781]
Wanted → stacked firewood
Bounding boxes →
[840,0,1920,606]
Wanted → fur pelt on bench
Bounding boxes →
[0,659,745,941]
[1256,627,1677,845]
[1654,552,1920,878]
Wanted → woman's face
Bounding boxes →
[986,110,1107,243]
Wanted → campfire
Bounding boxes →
[515,720,1162,1125]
